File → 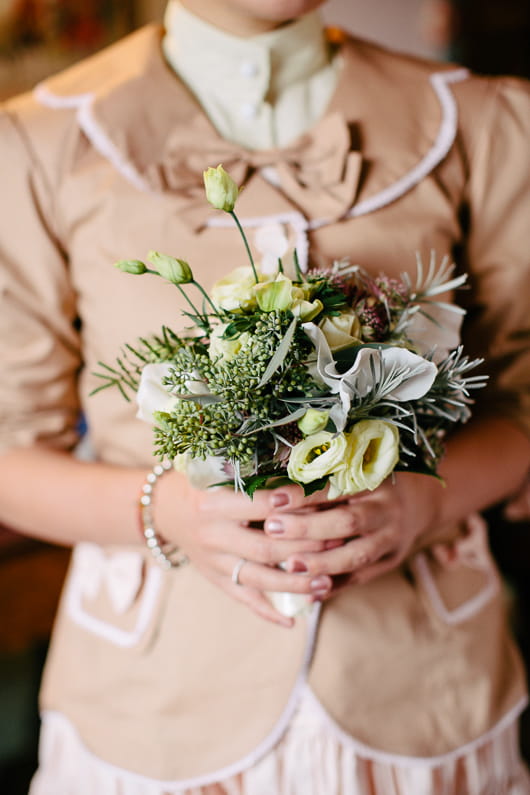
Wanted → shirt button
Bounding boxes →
[240,102,258,119]
[239,60,259,78]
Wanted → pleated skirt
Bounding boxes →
[29,688,530,795]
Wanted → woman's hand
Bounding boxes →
[156,470,334,627]
[262,472,444,597]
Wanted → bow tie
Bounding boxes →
[144,111,362,229]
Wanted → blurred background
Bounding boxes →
[1,1,529,792]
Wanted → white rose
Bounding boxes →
[319,310,361,351]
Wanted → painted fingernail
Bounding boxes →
[271,492,289,508]
[289,559,308,573]
[311,576,330,592]
[266,519,284,535]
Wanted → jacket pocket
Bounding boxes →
[64,542,166,650]
[411,514,500,626]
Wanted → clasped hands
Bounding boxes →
[164,470,442,627]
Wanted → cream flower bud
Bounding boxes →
[114,259,147,275]
[291,298,323,321]
[297,409,329,436]
[328,420,399,498]
[254,274,293,312]
[203,164,240,212]
[287,431,347,484]
[148,251,193,284]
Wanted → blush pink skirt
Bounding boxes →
[29,689,530,795]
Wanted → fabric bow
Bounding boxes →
[72,543,144,615]
[145,111,362,229]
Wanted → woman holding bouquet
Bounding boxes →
[0,0,530,792]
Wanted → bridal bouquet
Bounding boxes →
[94,165,486,499]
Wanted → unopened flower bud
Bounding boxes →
[203,164,240,212]
[297,409,329,435]
[148,251,193,284]
[114,259,147,275]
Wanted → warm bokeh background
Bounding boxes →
[1,1,528,792]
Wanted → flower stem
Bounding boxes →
[230,210,258,283]
[192,281,221,317]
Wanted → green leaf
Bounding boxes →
[301,477,329,496]
[258,317,297,388]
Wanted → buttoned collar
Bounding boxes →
[162,2,331,109]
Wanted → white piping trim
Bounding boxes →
[34,83,151,193]
[65,559,163,648]
[34,68,470,233]
[42,603,321,789]
[302,685,528,769]
[346,68,469,219]
[414,551,499,625]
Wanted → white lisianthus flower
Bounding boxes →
[319,310,361,351]
[328,420,400,498]
[211,266,265,311]
[208,323,251,362]
[287,431,347,484]
[136,362,177,423]
[303,323,437,414]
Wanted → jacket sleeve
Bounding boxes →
[0,107,82,454]
[459,76,530,439]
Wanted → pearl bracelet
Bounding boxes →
[139,460,189,569]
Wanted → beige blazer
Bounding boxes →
[1,23,530,785]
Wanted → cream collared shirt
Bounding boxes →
[162,2,340,149]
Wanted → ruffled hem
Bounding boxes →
[30,693,530,795]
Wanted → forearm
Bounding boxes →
[0,445,147,547]
[434,415,530,526]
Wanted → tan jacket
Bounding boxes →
[1,24,530,784]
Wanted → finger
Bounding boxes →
[504,493,530,521]
[200,521,330,564]
[284,528,398,577]
[249,482,334,515]
[264,500,386,541]
[231,585,295,628]
[225,556,332,597]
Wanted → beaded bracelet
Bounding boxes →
[139,460,189,569]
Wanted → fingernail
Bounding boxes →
[289,559,308,573]
[311,576,330,592]
[266,519,284,534]
[271,492,289,508]
[312,589,329,601]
